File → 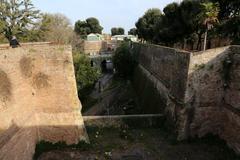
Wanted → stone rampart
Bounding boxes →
[182,46,240,154]
[0,43,88,160]
[132,43,240,154]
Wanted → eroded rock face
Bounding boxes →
[0,44,88,160]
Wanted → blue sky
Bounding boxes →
[32,0,175,34]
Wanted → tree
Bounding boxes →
[218,16,240,44]
[74,17,103,39]
[212,0,240,45]
[211,0,240,19]
[135,8,162,42]
[199,2,220,51]
[111,27,125,36]
[111,28,118,36]
[113,42,137,78]
[157,3,182,46]
[0,0,40,41]
[73,53,101,100]
[38,13,73,44]
[128,28,137,35]
[86,17,103,34]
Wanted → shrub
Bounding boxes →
[73,52,101,101]
[113,42,137,79]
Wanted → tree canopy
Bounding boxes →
[135,0,240,49]
[74,17,103,39]
[111,27,125,36]
[135,8,162,43]
[73,53,101,100]
[128,28,137,35]
[0,0,40,41]
[38,13,73,44]
[113,42,137,78]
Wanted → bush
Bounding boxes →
[73,53,101,100]
[113,42,137,79]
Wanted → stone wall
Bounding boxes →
[182,46,240,154]
[134,43,190,101]
[84,41,108,55]
[0,43,88,160]
[132,43,190,122]
[132,43,240,154]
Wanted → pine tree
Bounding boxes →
[0,0,40,41]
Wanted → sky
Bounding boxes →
[32,0,176,34]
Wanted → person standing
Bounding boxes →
[9,36,21,48]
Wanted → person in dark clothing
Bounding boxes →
[9,36,21,48]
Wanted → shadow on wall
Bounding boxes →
[132,43,190,116]
[0,123,88,160]
[0,69,12,107]
[131,43,240,154]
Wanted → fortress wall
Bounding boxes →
[132,43,191,128]
[134,43,190,101]
[132,43,240,154]
[189,46,228,73]
[132,43,191,110]
[0,44,88,160]
[182,46,240,154]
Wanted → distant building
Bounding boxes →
[111,35,138,42]
[84,33,130,55]
[175,0,182,3]
[87,33,103,41]
[84,41,107,55]
[102,33,111,42]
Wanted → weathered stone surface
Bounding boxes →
[134,43,191,101]
[0,43,88,160]
[182,46,240,154]
[132,43,240,154]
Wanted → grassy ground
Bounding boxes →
[36,126,239,160]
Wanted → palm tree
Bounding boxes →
[200,2,220,51]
